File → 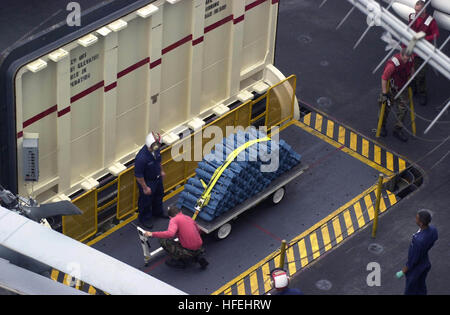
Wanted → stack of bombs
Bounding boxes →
[177,128,302,222]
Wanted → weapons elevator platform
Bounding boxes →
[85,114,408,295]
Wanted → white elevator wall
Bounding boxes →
[241,0,270,73]
[201,1,232,112]
[160,0,193,130]
[69,41,105,186]
[21,62,57,187]
[14,0,284,200]
[116,17,149,161]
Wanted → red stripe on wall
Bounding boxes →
[233,15,245,24]
[117,57,150,79]
[70,81,105,104]
[17,131,23,139]
[245,0,268,11]
[58,106,71,117]
[22,105,58,128]
[162,34,193,55]
[192,36,204,46]
[104,82,117,92]
[204,14,233,34]
[272,0,279,4]
[150,58,162,69]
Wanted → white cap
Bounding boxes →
[145,132,161,148]
[271,269,289,289]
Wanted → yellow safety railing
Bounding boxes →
[266,75,297,130]
[116,167,138,220]
[97,179,118,213]
[63,75,297,242]
[63,189,98,242]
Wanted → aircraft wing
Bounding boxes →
[0,206,186,295]
[0,257,87,295]
[24,200,82,222]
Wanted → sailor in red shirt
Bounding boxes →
[379,48,414,142]
[145,206,208,269]
[408,1,440,105]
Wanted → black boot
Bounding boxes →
[198,257,209,270]
[165,258,186,269]
[137,219,153,229]
[419,94,427,106]
[393,128,408,142]
[380,125,388,137]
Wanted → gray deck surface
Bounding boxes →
[1,0,449,296]
[276,0,450,295]
[93,124,379,294]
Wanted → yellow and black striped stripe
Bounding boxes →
[298,111,409,176]
[212,109,413,295]
[50,269,108,295]
[213,183,399,295]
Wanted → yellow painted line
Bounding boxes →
[261,262,272,293]
[198,114,409,298]
[87,212,138,246]
[309,232,320,259]
[362,139,369,158]
[163,185,185,201]
[51,270,59,282]
[292,121,394,177]
[321,225,332,251]
[88,177,190,246]
[326,120,334,138]
[88,286,97,295]
[211,142,389,295]
[89,120,301,250]
[364,194,374,220]
[386,151,394,171]
[350,132,357,151]
[299,104,410,168]
[249,272,259,295]
[298,239,309,267]
[315,113,323,132]
[338,126,346,145]
[286,245,297,276]
[353,201,366,228]
[374,145,381,165]
[75,280,82,290]
[398,158,406,171]
[343,209,354,236]
[387,190,398,205]
[303,113,311,126]
[288,178,378,248]
[237,279,246,295]
[332,217,343,244]
[63,274,72,286]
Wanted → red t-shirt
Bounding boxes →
[382,53,414,90]
[409,13,439,42]
[152,213,203,250]
[382,62,396,81]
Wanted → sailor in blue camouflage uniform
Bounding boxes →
[134,132,167,229]
[396,209,438,295]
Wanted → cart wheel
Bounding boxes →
[271,187,286,205]
[215,223,232,240]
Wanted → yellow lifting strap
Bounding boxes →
[192,136,271,220]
